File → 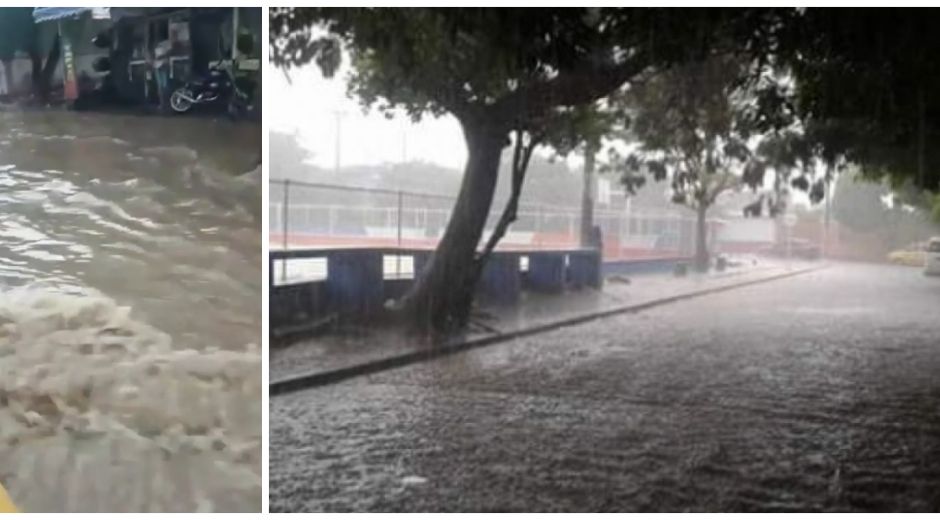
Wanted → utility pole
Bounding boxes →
[232,7,240,61]
[401,119,408,164]
[823,170,832,260]
[333,109,346,174]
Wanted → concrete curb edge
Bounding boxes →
[271,265,825,396]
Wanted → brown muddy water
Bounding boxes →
[0,108,261,512]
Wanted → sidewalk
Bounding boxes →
[271,259,821,392]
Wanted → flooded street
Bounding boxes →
[271,264,940,512]
[0,108,261,512]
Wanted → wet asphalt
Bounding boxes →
[270,263,940,512]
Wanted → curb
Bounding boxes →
[271,265,824,396]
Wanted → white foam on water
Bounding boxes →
[0,110,261,511]
[140,145,200,163]
[237,165,262,185]
[0,289,261,512]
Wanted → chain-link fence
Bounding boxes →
[270,179,698,284]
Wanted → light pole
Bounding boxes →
[825,175,832,259]
[333,109,347,174]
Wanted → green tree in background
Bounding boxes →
[617,54,771,271]
[833,170,940,250]
[832,171,890,234]
[776,9,940,199]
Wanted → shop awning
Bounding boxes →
[32,7,111,23]
[108,8,150,20]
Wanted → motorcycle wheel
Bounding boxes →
[170,88,194,113]
[228,93,247,118]
[227,103,239,118]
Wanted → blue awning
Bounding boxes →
[32,7,97,23]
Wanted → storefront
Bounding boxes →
[118,7,261,107]
[31,7,261,112]
[32,7,114,102]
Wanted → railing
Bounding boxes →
[270,179,699,284]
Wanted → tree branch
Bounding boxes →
[476,129,542,264]
[493,54,650,123]
[707,170,736,205]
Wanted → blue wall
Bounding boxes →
[271,248,677,335]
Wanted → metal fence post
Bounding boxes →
[397,190,403,277]
[568,212,575,243]
[328,206,336,235]
[282,179,289,281]
[537,205,543,248]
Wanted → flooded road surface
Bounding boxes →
[0,108,261,512]
[271,264,940,512]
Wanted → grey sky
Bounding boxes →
[269,60,468,170]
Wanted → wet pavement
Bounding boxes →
[270,263,940,512]
[0,108,261,512]
[271,261,794,383]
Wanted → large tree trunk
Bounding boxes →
[694,203,710,272]
[399,116,508,336]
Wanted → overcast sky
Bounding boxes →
[268,60,468,171]
[267,57,817,208]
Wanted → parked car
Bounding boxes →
[925,237,940,276]
[888,241,928,267]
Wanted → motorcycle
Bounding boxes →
[169,60,255,116]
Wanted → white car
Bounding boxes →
[925,237,940,276]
